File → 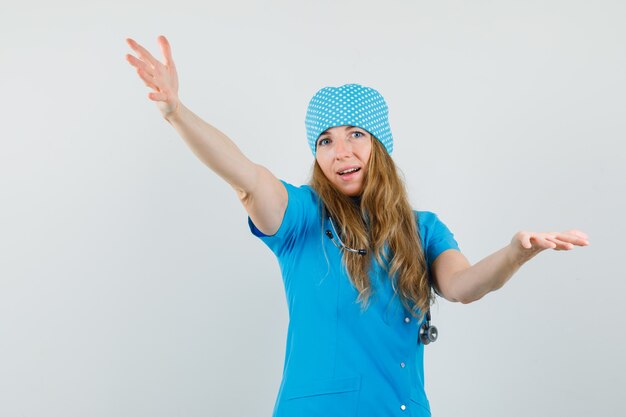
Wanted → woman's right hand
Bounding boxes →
[125,35,181,119]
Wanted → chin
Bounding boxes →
[337,185,363,197]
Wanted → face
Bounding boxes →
[315,125,373,197]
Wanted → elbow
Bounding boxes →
[442,293,474,304]
[459,296,476,305]
[449,288,481,304]
[449,279,489,305]
[448,292,472,304]
[442,283,476,304]
[460,283,503,304]
[458,292,486,304]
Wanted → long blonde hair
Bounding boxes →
[310,136,433,320]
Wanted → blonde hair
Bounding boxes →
[310,136,433,320]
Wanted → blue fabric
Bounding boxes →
[247,181,461,417]
[305,83,394,156]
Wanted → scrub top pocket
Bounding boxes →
[409,393,432,417]
[278,375,362,417]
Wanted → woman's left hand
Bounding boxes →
[510,229,590,263]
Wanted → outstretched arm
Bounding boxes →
[125,35,287,235]
[432,230,590,304]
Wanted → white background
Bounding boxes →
[1,0,624,416]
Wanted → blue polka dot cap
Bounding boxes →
[305,83,393,156]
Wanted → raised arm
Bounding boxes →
[125,35,286,235]
[432,230,590,304]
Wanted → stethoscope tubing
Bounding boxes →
[325,216,438,345]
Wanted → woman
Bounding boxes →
[125,35,590,417]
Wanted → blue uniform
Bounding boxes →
[248,181,461,417]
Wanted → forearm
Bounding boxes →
[452,245,528,304]
[164,102,258,193]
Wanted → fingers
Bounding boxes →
[515,228,590,253]
[126,53,155,78]
[157,35,175,67]
[519,232,549,250]
[148,91,167,101]
[544,232,590,250]
[133,66,159,91]
[544,236,569,250]
[516,229,590,253]
[519,231,550,250]
[529,235,556,249]
[126,37,160,69]
[552,231,590,246]
[521,234,533,249]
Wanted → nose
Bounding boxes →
[334,136,352,159]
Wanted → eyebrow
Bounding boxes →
[318,125,359,139]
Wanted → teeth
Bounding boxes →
[339,167,359,175]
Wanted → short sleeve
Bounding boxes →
[247,180,319,258]
[418,211,461,270]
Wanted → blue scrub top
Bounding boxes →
[248,181,461,417]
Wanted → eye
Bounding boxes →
[351,131,364,138]
[318,138,330,146]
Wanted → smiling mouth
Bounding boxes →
[338,167,361,175]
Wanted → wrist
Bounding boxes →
[163,101,183,122]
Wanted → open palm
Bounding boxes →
[125,35,180,118]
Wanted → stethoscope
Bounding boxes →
[324,216,439,345]
[325,216,367,256]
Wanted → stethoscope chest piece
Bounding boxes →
[418,310,438,345]
[325,215,439,345]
